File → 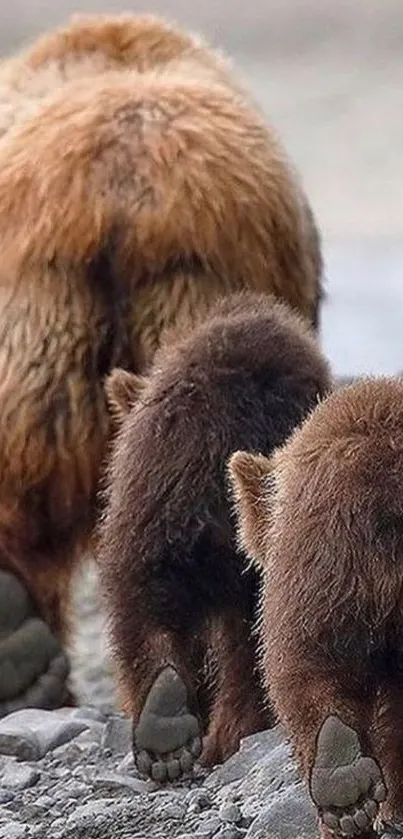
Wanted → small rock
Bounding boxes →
[92,772,151,794]
[116,752,134,772]
[70,707,106,724]
[34,795,55,808]
[161,802,186,820]
[101,715,131,755]
[186,790,212,813]
[0,789,13,803]
[0,709,90,760]
[1,761,40,790]
[245,784,317,838]
[205,727,285,790]
[197,815,222,835]
[219,803,242,824]
[216,830,245,839]
[48,817,65,832]
[4,825,29,839]
[62,781,88,799]
[55,766,70,779]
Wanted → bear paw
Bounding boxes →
[0,571,72,717]
[309,715,386,836]
[133,665,202,783]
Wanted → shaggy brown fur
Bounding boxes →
[0,14,324,698]
[229,377,403,837]
[0,13,237,136]
[97,291,331,778]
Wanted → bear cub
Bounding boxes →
[97,291,331,783]
[228,377,403,839]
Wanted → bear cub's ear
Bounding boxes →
[227,450,275,566]
[105,368,148,426]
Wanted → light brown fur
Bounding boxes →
[0,15,323,666]
[0,14,237,136]
[229,377,403,836]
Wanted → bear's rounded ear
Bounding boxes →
[105,368,147,426]
[227,450,275,566]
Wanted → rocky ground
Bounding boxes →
[0,706,316,839]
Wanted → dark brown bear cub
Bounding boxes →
[97,291,331,782]
[229,377,403,839]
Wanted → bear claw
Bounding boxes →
[133,665,201,782]
[309,715,386,836]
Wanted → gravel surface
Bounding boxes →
[0,708,317,839]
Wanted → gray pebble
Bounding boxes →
[186,790,212,813]
[1,762,39,790]
[219,803,242,824]
[0,709,90,760]
[215,830,245,839]
[0,789,13,803]
[70,707,106,724]
[3,825,29,839]
[92,772,151,795]
[116,751,134,772]
[101,715,131,756]
[34,795,54,808]
[177,835,219,839]
[55,767,70,779]
[197,815,222,835]
[48,817,65,832]
[176,835,215,839]
[161,802,186,820]
[62,781,88,799]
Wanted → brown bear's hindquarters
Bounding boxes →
[200,608,273,768]
[267,652,385,839]
[371,677,403,831]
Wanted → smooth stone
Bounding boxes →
[219,803,243,824]
[101,715,131,755]
[0,709,91,760]
[1,761,39,790]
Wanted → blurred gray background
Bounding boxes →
[1,0,402,375]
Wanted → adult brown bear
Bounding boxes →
[0,14,324,715]
[0,13,244,136]
[97,291,331,781]
[229,377,403,839]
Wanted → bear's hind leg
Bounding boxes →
[311,713,386,839]
[200,608,273,767]
[371,677,403,836]
[116,624,205,783]
[268,656,385,839]
[107,558,209,784]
